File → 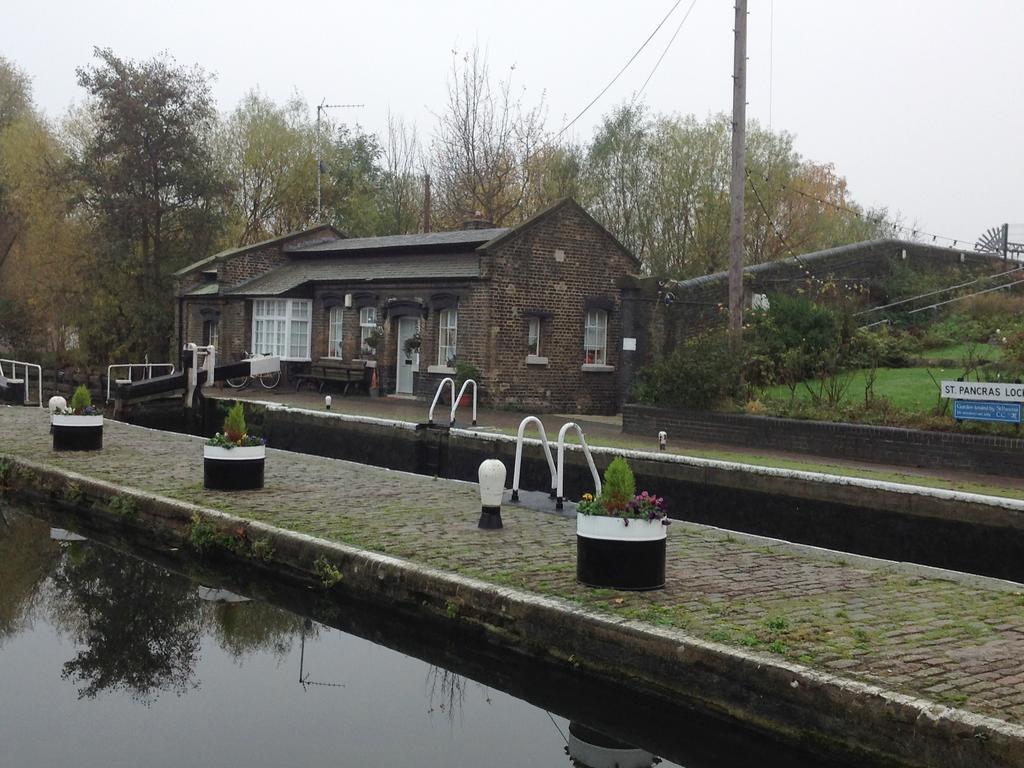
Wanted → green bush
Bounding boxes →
[69,385,92,413]
[601,457,636,512]
[223,402,246,442]
[633,330,743,409]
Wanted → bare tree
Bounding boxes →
[430,46,547,227]
[379,111,423,234]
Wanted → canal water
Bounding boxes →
[0,503,856,768]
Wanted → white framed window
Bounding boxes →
[527,317,541,357]
[202,319,219,352]
[252,298,311,361]
[437,307,458,366]
[328,306,344,358]
[359,306,378,354]
[584,309,607,365]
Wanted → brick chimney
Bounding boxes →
[460,211,494,231]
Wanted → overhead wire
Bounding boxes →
[633,0,700,102]
[552,0,686,142]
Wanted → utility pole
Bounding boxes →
[728,0,748,334]
[316,100,365,221]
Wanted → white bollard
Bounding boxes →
[658,430,668,451]
[478,459,507,529]
[325,395,332,410]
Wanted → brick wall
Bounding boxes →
[483,202,639,414]
[623,403,1024,476]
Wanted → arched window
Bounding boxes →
[328,306,344,358]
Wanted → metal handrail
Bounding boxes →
[906,277,1024,315]
[427,377,456,425]
[555,422,602,511]
[106,362,175,402]
[510,416,558,502]
[450,379,477,426]
[0,358,42,408]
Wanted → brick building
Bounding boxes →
[175,199,639,414]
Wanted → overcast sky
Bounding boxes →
[5,0,1022,245]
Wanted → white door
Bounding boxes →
[395,317,420,394]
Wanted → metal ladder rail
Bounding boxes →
[510,416,558,502]
[427,377,456,425]
[0,358,42,407]
[106,362,176,402]
[555,422,602,511]
[450,378,477,426]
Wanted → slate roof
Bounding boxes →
[223,253,481,296]
[183,283,220,297]
[174,225,342,277]
[289,228,509,254]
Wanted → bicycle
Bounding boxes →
[224,351,282,390]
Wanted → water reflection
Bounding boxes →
[49,541,202,702]
[0,511,60,647]
[0,505,856,768]
[568,722,659,768]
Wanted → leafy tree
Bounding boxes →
[0,57,32,130]
[580,106,893,278]
[72,47,226,360]
[0,65,88,363]
[216,90,316,246]
[321,122,384,237]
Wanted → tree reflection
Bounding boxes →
[50,544,202,702]
[0,508,60,646]
[206,599,305,662]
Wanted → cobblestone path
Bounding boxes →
[3,407,1023,724]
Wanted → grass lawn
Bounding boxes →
[764,366,966,414]
[918,342,1001,362]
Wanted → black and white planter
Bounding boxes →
[203,445,265,491]
[51,414,104,451]
[576,513,667,591]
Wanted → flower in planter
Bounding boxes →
[207,402,265,449]
[577,457,669,525]
[57,385,102,416]
[626,490,668,523]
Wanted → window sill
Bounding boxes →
[581,363,615,372]
[427,365,456,375]
[353,359,377,368]
[526,355,549,366]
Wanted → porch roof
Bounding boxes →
[222,253,481,297]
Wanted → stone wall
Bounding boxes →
[623,403,1024,477]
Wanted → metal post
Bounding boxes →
[728,0,748,334]
[1002,222,1010,262]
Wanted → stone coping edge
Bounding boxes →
[232,396,1024,515]
[1,452,1021,768]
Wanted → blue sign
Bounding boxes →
[953,400,1022,424]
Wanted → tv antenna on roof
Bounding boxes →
[316,99,365,221]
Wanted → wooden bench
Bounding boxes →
[293,359,369,395]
